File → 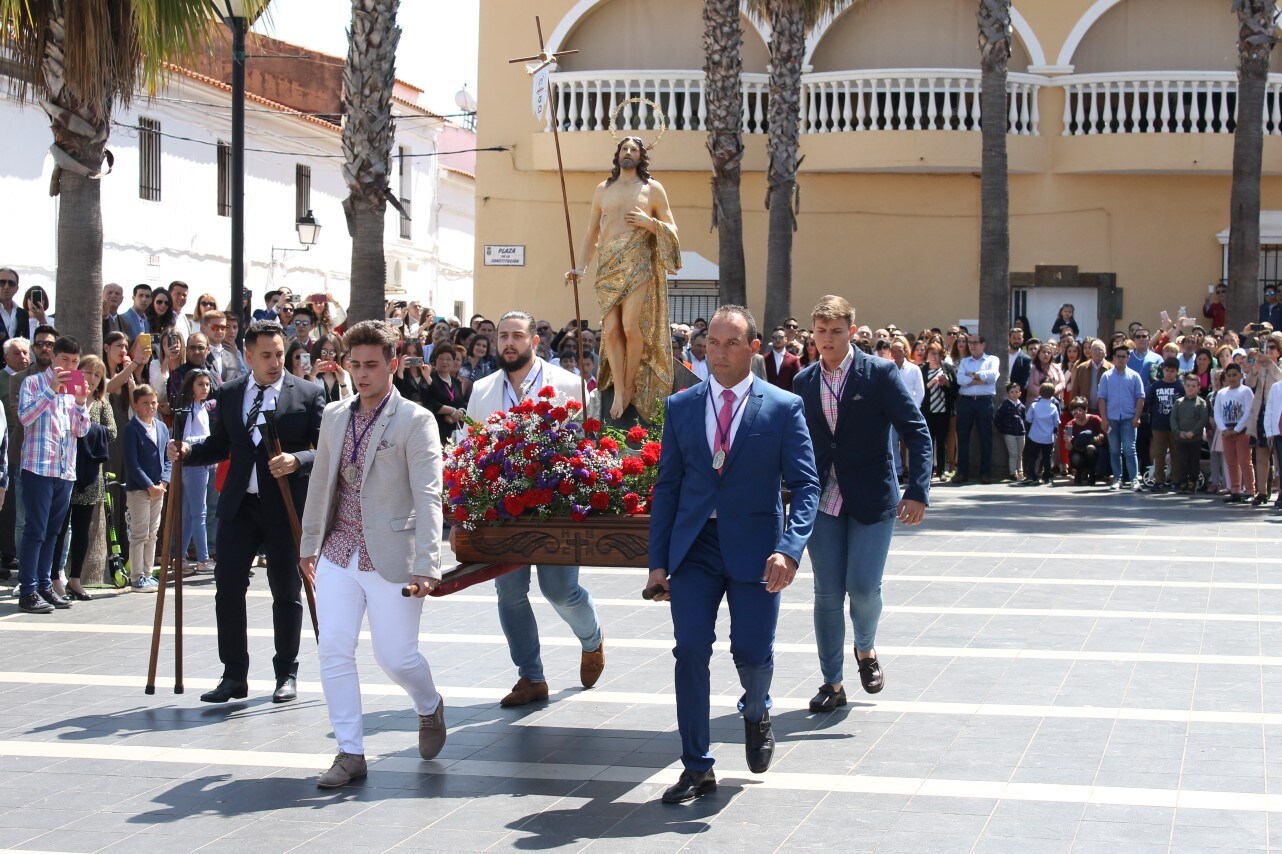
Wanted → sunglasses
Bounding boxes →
[278,305,295,312]
[207,324,228,331]
[32,341,54,349]
[0,280,16,287]
[784,324,798,329]
[199,301,217,309]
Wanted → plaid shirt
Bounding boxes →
[19,368,90,480]
[320,400,382,572]
[817,348,853,516]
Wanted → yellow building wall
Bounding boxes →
[476,0,1282,337]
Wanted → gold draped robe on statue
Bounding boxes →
[593,221,681,424]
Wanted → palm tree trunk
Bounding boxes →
[704,0,747,306]
[978,0,1011,391]
[1228,0,1276,332]
[763,2,806,329]
[341,0,401,323]
[55,171,104,356]
[42,8,111,357]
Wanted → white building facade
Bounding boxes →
[0,67,475,322]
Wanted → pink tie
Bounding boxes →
[716,388,736,466]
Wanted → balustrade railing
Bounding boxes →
[1060,71,1282,135]
[548,69,1041,136]
[800,69,1041,135]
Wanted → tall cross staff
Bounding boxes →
[509,17,588,405]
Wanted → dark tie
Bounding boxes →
[246,383,268,446]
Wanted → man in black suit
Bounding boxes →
[0,269,30,350]
[1008,327,1032,392]
[169,321,325,704]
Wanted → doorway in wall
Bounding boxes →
[1009,266,1120,341]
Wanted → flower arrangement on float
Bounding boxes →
[442,385,662,531]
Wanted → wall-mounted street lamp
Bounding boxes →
[272,210,323,264]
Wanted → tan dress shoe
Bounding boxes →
[500,676,549,707]
[419,697,447,760]
[580,638,605,688]
[316,752,367,788]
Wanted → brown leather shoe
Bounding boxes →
[500,677,549,707]
[580,637,605,688]
[316,752,367,788]
[418,696,447,760]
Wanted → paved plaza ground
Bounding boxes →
[0,483,1280,852]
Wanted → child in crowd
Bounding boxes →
[995,381,1026,481]
[178,369,216,575]
[1023,382,1060,485]
[122,385,170,592]
[1214,362,1255,503]
[1066,397,1107,485]
[1170,372,1209,494]
[1146,357,1183,492]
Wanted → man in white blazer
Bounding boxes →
[300,320,446,788]
[467,310,606,707]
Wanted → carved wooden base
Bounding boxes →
[453,515,650,568]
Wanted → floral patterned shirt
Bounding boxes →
[320,401,383,572]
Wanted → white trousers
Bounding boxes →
[316,551,440,755]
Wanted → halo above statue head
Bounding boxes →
[608,97,666,151]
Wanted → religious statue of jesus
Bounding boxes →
[566,136,680,422]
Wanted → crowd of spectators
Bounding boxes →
[2,268,1280,610]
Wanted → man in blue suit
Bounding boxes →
[793,296,930,713]
[647,305,819,804]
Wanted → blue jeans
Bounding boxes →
[1108,418,1138,482]
[955,395,994,477]
[806,512,896,684]
[182,465,211,563]
[18,470,72,597]
[495,565,602,683]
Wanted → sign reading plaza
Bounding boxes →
[483,244,526,266]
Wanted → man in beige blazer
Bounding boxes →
[467,310,605,708]
[300,320,446,788]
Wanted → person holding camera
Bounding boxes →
[392,340,431,406]
[422,344,468,444]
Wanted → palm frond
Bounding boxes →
[0,0,271,107]
[742,0,850,31]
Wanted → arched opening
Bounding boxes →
[1070,0,1278,73]
[557,0,769,73]
[810,0,1031,73]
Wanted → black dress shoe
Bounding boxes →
[744,711,775,773]
[808,683,847,713]
[661,769,717,804]
[272,676,298,704]
[857,656,884,694]
[200,679,249,703]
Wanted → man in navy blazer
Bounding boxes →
[647,306,819,804]
[170,320,325,705]
[792,295,930,714]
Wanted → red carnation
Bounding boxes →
[524,463,541,479]
[641,449,660,467]
[483,464,501,481]
[606,469,623,486]
[551,406,569,422]
[566,400,582,412]
[503,495,525,516]
[535,488,555,506]
[577,440,596,452]
[523,446,538,460]
[583,470,598,485]
[453,506,469,522]
[590,491,610,510]
[571,508,589,522]
[538,385,556,398]
[627,426,648,444]
[558,480,574,495]
[599,437,619,452]
[484,507,498,521]
[621,456,644,475]
[536,401,553,416]
[623,492,641,513]
[583,418,602,435]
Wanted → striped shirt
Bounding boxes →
[18,368,90,480]
[818,348,853,516]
